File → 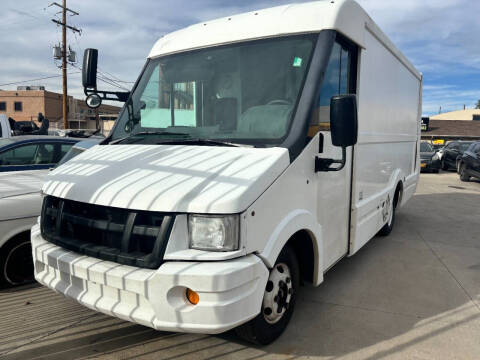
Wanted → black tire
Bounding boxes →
[0,234,34,287]
[459,164,470,182]
[235,245,299,345]
[378,191,399,237]
[441,160,449,171]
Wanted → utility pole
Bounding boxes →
[50,1,81,130]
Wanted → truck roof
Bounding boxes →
[148,0,420,80]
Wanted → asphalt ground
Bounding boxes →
[1,171,479,360]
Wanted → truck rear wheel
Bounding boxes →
[235,245,299,345]
[0,235,34,287]
[378,191,398,237]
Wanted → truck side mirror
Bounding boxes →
[330,95,358,148]
[82,48,98,89]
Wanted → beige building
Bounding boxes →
[0,88,121,131]
[430,109,480,121]
[422,109,480,138]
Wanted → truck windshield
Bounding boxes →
[110,34,316,146]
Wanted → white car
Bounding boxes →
[0,139,100,286]
[0,171,44,285]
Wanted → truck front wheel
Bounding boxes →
[235,245,299,345]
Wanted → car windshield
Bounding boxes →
[420,142,433,152]
[110,35,316,146]
[459,142,472,151]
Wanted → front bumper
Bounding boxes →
[31,224,269,334]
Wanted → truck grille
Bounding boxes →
[40,196,175,269]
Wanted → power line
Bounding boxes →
[0,72,80,87]
[0,6,52,29]
[71,64,131,91]
[98,67,135,84]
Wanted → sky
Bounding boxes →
[0,0,479,116]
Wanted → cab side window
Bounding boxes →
[309,38,357,136]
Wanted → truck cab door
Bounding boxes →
[309,38,357,270]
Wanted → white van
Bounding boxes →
[32,0,421,344]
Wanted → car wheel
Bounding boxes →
[459,164,470,182]
[0,235,34,287]
[235,245,299,345]
[441,160,448,171]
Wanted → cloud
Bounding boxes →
[0,0,479,115]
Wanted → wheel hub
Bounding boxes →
[262,263,293,324]
[382,195,392,224]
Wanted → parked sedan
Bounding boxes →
[0,136,79,172]
[458,142,480,182]
[0,138,100,286]
[441,141,474,171]
[420,142,440,172]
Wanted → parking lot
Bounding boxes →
[0,171,479,360]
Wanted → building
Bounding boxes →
[0,87,121,131]
[421,109,480,143]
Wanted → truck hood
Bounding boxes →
[43,144,290,213]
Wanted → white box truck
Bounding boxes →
[32,0,421,344]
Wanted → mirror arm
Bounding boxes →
[315,147,347,172]
[84,88,130,103]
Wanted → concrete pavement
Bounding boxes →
[1,172,479,359]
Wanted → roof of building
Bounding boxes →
[429,109,480,121]
[423,120,480,137]
[148,0,420,79]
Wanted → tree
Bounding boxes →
[476,100,480,109]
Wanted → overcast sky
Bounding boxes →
[0,0,478,115]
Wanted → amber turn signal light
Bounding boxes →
[186,288,199,305]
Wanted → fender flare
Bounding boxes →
[386,169,404,206]
[256,209,324,286]
[0,220,35,249]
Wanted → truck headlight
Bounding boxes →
[188,215,239,251]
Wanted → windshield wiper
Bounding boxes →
[155,138,248,147]
[113,131,192,144]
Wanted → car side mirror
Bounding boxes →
[82,48,98,89]
[330,95,358,148]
